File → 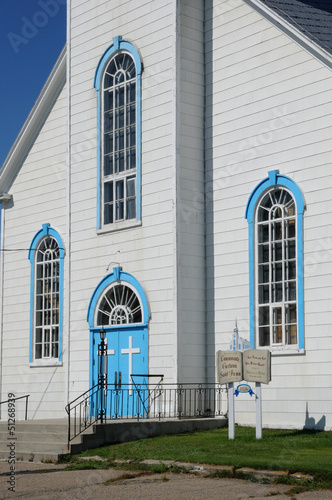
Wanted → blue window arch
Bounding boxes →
[28,224,64,363]
[94,36,142,230]
[245,171,305,351]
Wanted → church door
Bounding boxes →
[87,269,149,418]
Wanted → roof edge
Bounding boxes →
[243,0,332,70]
[0,45,67,193]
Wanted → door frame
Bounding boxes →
[87,267,149,401]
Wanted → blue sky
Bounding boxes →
[0,0,66,166]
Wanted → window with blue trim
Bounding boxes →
[29,224,64,363]
[246,171,305,352]
[95,36,142,230]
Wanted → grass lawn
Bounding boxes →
[73,426,332,480]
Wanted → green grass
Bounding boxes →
[72,426,332,480]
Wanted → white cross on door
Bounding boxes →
[121,336,140,395]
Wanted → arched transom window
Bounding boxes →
[102,51,137,225]
[96,282,142,326]
[256,187,297,347]
[35,236,60,359]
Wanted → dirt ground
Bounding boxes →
[1,461,332,500]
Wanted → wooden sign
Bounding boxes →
[217,349,271,385]
[243,350,271,384]
[217,351,243,384]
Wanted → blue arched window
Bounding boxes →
[245,171,305,352]
[28,224,64,363]
[94,36,142,230]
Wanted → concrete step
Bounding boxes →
[0,418,70,463]
[0,416,228,463]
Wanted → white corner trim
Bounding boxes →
[0,46,67,193]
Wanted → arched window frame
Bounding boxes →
[94,36,142,231]
[28,224,64,364]
[87,267,149,329]
[245,171,305,353]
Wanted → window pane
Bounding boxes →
[52,343,59,358]
[35,344,42,359]
[258,244,269,263]
[259,327,270,346]
[288,325,297,344]
[36,329,42,343]
[272,221,282,241]
[126,148,136,170]
[126,198,136,220]
[115,107,124,129]
[115,152,124,173]
[272,262,282,282]
[104,112,113,133]
[272,283,283,302]
[116,201,124,221]
[258,284,269,304]
[104,182,113,203]
[273,325,282,344]
[258,264,269,284]
[274,242,282,261]
[116,180,124,200]
[104,155,113,176]
[115,86,125,107]
[258,206,269,222]
[127,104,136,125]
[286,218,295,238]
[126,126,136,147]
[104,90,113,111]
[104,203,113,224]
[104,73,113,89]
[286,304,297,324]
[259,306,269,326]
[258,224,269,243]
[114,129,124,151]
[126,82,135,103]
[104,133,113,155]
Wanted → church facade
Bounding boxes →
[0,0,332,431]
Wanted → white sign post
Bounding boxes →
[217,349,271,439]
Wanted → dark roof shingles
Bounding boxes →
[259,0,332,53]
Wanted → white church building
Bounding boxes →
[0,0,332,431]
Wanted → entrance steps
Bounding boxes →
[0,416,227,463]
[0,419,77,463]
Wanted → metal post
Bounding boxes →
[256,382,262,439]
[98,328,107,423]
[228,382,235,439]
[25,395,28,420]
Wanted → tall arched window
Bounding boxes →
[245,171,305,352]
[29,224,64,364]
[94,36,142,230]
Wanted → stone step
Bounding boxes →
[0,431,67,442]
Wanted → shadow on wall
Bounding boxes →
[303,402,326,431]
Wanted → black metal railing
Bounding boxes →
[65,381,226,446]
[0,394,30,420]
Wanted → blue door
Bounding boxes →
[91,326,148,417]
[88,268,149,419]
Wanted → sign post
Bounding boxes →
[217,349,271,439]
[228,382,235,439]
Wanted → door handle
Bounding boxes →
[114,371,118,389]
[119,371,122,389]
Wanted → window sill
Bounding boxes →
[97,219,142,235]
[270,348,305,356]
[30,360,63,368]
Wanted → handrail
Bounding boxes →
[65,382,227,449]
[0,394,30,420]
